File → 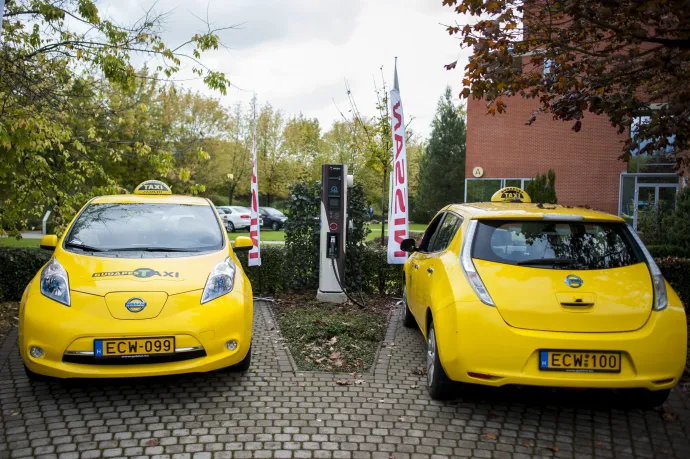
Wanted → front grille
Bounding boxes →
[62,350,206,365]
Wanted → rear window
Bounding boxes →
[65,203,224,255]
[472,220,644,270]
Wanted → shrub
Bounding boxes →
[283,182,321,290]
[235,245,286,295]
[661,187,690,255]
[525,169,557,204]
[647,245,690,259]
[657,257,690,312]
[0,248,51,301]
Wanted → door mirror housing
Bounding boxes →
[400,238,417,253]
[233,236,253,252]
[40,235,58,251]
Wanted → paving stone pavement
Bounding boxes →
[1,301,690,459]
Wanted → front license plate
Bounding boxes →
[539,350,621,373]
[94,337,175,358]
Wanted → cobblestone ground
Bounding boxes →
[1,301,690,459]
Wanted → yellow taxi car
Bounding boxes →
[19,180,254,380]
[400,187,687,407]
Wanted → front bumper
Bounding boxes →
[19,288,253,378]
[433,296,687,391]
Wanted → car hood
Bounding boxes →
[56,249,229,296]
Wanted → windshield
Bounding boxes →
[472,220,644,270]
[65,203,224,254]
[232,207,251,214]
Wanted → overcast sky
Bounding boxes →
[101,0,472,138]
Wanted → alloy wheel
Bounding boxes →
[427,328,436,387]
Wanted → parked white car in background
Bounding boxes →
[216,206,262,232]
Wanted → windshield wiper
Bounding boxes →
[106,247,201,252]
[517,258,576,267]
[65,242,107,252]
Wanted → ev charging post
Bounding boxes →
[317,164,354,304]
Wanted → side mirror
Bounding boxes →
[400,238,417,253]
[40,235,58,251]
[233,236,253,252]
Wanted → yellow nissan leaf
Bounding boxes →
[401,187,687,407]
[19,180,254,380]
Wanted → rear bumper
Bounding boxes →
[433,300,687,391]
[19,286,253,379]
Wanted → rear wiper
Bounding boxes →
[107,247,200,252]
[65,242,107,252]
[517,258,576,266]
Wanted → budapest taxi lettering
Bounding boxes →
[93,268,179,278]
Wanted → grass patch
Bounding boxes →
[0,238,41,248]
[365,223,427,240]
[227,229,285,242]
[272,294,392,373]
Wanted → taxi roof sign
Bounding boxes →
[134,180,172,196]
[490,187,531,203]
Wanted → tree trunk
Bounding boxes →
[228,183,236,205]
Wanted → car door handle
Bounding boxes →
[413,264,419,270]
[427,267,434,274]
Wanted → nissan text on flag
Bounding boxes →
[399,187,687,407]
[387,59,409,265]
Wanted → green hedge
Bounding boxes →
[648,245,690,259]
[0,248,51,301]
[1,247,688,312]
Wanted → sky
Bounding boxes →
[100,0,472,139]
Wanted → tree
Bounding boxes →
[525,169,557,204]
[282,114,324,181]
[414,87,466,223]
[443,0,690,174]
[0,0,231,235]
[256,103,291,206]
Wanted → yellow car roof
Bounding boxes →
[447,202,624,223]
[90,194,211,206]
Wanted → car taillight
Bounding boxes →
[629,226,668,311]
[460,220,495,306]
[240,214,250,218]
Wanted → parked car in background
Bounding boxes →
[259,207,288,230]
[216,206,262,232]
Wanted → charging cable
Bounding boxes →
[330,258,366,308]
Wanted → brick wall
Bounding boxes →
[466,96,628,215]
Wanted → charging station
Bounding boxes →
[317,164,353,303]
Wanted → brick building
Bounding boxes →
[465,95,682,228]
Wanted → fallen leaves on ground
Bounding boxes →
[335,378,366,386]
[412,367,427,376]
[0,302,19,342]
[483,433,498,441]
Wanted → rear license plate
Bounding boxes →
[539,350,621,373]
[94,337,175,358]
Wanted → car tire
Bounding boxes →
[24,364,51,383]
[402,286,416,329]
[426,320,453,400]
[621,389,671,409]
[230,345,251,372]
[272,222,280,231]
[226,222,235,233]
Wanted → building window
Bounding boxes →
[543,57,553,75]
[465,178,533,203]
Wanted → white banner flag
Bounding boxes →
[387,60,409,264]
[248,102,261,266]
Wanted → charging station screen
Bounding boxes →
[329,198,339,209]
[328,180,340,197]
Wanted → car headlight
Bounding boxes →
[40,258,70,306]
[201,257,237,304]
